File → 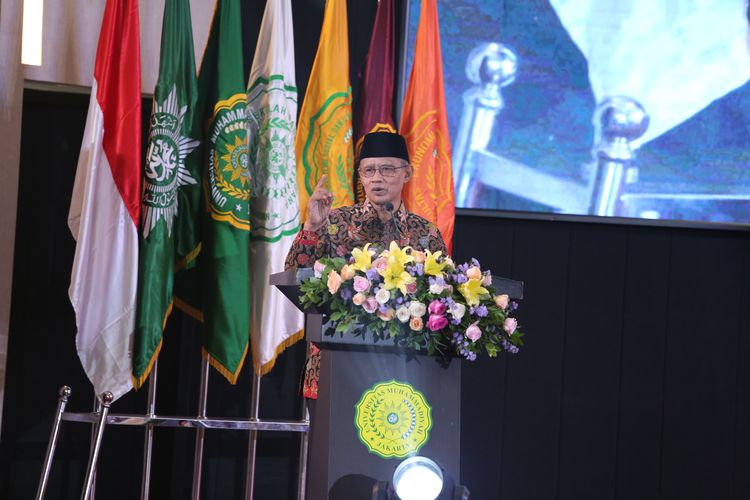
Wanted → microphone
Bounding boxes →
[384,202,405,241]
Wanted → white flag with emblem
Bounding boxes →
[247,0,304,374]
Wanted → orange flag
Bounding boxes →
[399,0,455,254]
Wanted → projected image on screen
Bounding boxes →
[404,0,750,224]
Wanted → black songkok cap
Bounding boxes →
[359,132,410,162]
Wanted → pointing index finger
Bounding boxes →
[315,175,328,191]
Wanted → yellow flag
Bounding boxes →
[295,0,355,221]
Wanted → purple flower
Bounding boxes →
[501,338,519,354]
[340,288,353,301]
[414,263,424,276]
[471,304,488,318]
[470,258,480,268]
[454,274,468,284]
[365,268,379,281]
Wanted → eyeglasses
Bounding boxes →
[359,164,408,178]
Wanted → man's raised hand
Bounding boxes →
[304,175,334,232]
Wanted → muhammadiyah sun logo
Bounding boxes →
[206,93,250,230]
[354,380,432,459]
[142,85,200,238]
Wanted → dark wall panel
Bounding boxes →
[501,222,569,500]
[456,216,515,500]
[556,227,626,500]
[615,229,671,500]
[735,242,750,500]
[659,233,744,500]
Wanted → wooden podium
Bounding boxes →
[271,269,523,500]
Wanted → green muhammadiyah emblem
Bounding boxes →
[142,85,200,238]
[354,380,432,459]
[247,77,301,242]
[206,93,250,230]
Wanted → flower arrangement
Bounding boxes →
[299,242,524,361]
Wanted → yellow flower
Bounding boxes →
[381,241,414,268]
[423,250,447,277]
[351,243,375,272]
[380,258,416,295]
[457,278,489,306]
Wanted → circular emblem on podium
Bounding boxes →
[354,380,432,459]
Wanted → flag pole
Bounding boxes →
[244,373,261,499]
[35,386,72,500]
[140,359,158,500]
[191,355,211,499]
[81,392,113,500]
[296,399,310,500]
[85,392,102,500]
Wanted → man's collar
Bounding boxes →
[363,199,407,219]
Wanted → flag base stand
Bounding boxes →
[59,411,310,432]
[36,359,310,500]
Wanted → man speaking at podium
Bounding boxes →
[284,131,448,399]
[284,131,447,271]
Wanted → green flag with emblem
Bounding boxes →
[133,0,201,389]
[197,0,251,382]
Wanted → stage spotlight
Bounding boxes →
[392,456,444,500]
[371,455,470,500]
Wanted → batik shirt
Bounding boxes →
[284,200,448,399]
[284,200,448,270]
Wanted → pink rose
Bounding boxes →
[503,317,518,335]
[373,257,388,273]
[428,300,446,316]
[352,292,366,306]
[482,273,492,286]
[495,294,509,310]
[353,276,371,293]
[363,296,379,314]
[465,322,482,342]
[340,264,355,281]
[405,281,418,294]
[466,266,482,280]
[313,260,326,278]
[426,314,449,331]
[327,270,343,294]
[409,316,424,331]
[378,308,395,321]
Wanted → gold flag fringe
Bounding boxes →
[252,328,305,376]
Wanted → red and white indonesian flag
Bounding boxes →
[68,0,141,401]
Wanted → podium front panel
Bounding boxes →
[307,347,461,500]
